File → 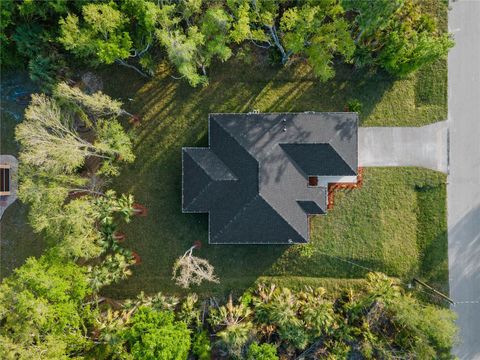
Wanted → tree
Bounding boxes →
[89,253,135,293]
[122,307,191,360]
[280,1,354,81]
[46,196,104,259]
[198,7,233,74]
[209,295,253,358]
[12,23,48,60]
[247,342,279,360]
[344,0,454,75]
[226,0,353,81]
[17,0,70,21]
[16,85,137,260]
[359,273,458,359]
[226,0,285,60]
[59,3,146,75]
[172,245,219,288]
[252,285,333,350]
[53,82,126,119]
[16,84,134,175]
[119,0,162,74]
[0,255,94,359]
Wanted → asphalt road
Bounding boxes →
[358,121,448,173]
[447,1,480,359]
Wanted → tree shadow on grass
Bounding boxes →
[101,59,396,299]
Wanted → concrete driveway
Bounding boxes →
[448,1,480,359]
[358,121,448,173]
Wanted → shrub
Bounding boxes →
[192,331,211,360]
[247,342,279,360]
[122,307,191,360]
[347,98,363,113]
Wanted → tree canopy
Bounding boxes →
[0,255,458,359]
[0,255,94,359]
[59,3,132,66]
[2,0,454,86]
[16,83,136,260]
[16,84,134,176]
[122,307,191,360]
[343,0,454,75]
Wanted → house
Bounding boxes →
[182,113,358,244]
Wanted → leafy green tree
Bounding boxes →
[1,1,80,76]
[198,7,233,75]
[44,196,104,259]
[154,3,207,87]
[154,2,235,86]
[0,0,20,67]
[59,3,139,74]
[17,0,70,21]
[344,0,453,75]
[280,1,354,81]
[0,255,94,359]
[226,0,283,58]
[122,307,191,360]
[16,83,137,261]
[247,342,279,360]
[227,0,353,81]
[53,82,126,119]
[363,273,457,358]
[12,23,48,60]
[119,0,161,74]
[0,0,15,45]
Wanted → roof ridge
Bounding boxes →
[328,141,357,175]
[185,180,214,210]
[185,147,238,181]
[257,193,307,242]
[211,114,279,157]
[211,193,260,241]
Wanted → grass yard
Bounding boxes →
[97,52,448,299]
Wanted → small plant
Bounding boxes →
[346,98,363,113]
[247,342,279,360]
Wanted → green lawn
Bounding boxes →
[97,50,448,299]
[0,57,449,298]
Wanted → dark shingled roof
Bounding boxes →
[182,112,358,244]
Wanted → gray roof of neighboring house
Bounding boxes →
[182,112,358,244]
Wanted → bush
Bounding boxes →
[122,307,191,360]
[247,342,279,360]
[346,98,363,113]
[192,331,211,360]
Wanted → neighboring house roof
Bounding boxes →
[182,112,358,244]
